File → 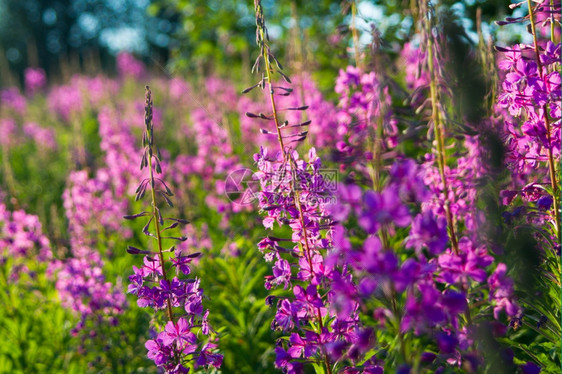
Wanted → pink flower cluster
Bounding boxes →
[0,203,52,282]
[0,87,27,115]
[55,254,126,335]
[63,169,131,249]
[117,52,146,79]
[53,169,129,332]
[24,67,47,96]
[498,41,561,174]
[23,122,57,150]
[334,66,398,162]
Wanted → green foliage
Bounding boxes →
[199,239,277,373]
[0,258,74,373]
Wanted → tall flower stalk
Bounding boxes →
[495,1,560,240]
[495,2,561,365]
[144,87,175,322]
[253,1,331,371]
[124,86,222,373]
[421,0,459,255]
[246,2,368,373]
[526,0,561,241]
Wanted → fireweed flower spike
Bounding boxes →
[497,0,561,240]
[124,86,222,373]
[248,2,369,373]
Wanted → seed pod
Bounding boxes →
[136,183,147,201]
[163,221,180,231]
[242,82,260,94]
[142,217,153,236]
[158,178,174,196]
[287,120,312,128]
[159,191,174,207]
[252,55,262,74]
[271,54,283,70]
[123,211,150,220]
[162,236,188,242]
[276,86,292,93]
[140,151,147,170]
[289,135,307,143]
[127,246,152,255]
[167,218,190,224]
[156,208,164,225]
[279,71,292,84]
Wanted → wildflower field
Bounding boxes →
[0,1,560,373]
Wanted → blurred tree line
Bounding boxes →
[0,0,517,89]
[0,0,177,86]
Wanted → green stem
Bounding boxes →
[461,282,473,326]
[149,163,174,322]
[1,145,18,206]
[424,8,459,255]
[146,89,174,323]
[550,0,556,43]
[424,3,475,334]
[351,1,362,70]
[260,33,286,157]
[369,111,384,192]
[527,0,561,243]
[390,288,408,364]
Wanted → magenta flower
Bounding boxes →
[406,211,448,256]
[197,343,223,368]
[287,331,319,359]
[142,256,163,277]
[161,318,197,351]
[0,87,27,114]
[127,266,144,294]
[145,338,171,366]
[268,258,292,290]
[436,331,458,354]
[488,263,519,319]
[359,189,411,234]
[520,362,541,374]
[437,238,493,284]
[273,298,296,331]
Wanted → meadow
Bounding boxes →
[0,1,560,373]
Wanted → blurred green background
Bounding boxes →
[0,0,523,90]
